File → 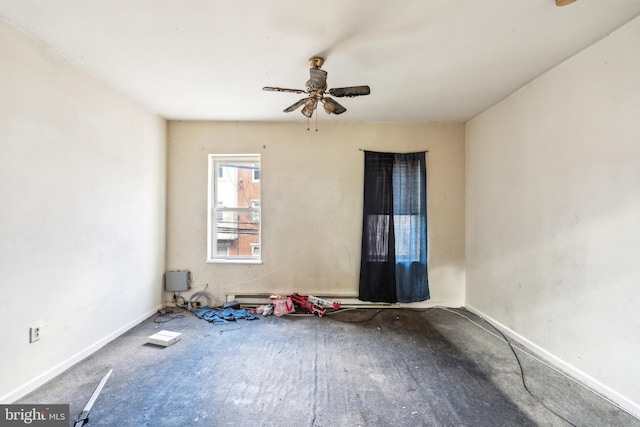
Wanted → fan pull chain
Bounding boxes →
[306,114,319,131]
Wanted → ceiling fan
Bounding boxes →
[263,57,370,118]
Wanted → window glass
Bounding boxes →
[208,155,261,263]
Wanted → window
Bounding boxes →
[251,244,260,256]
[251,200,260,222]
[207,154,261,263]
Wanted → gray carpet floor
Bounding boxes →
[17,307,640,426]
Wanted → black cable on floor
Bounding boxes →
[326,308,384,323]
[153,310,185,324]
[395,307,577,426]
[217,323,243,334]
[461,309,577,427]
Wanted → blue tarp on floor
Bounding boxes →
[190,307,258,324]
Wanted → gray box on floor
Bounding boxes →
[165,271,190,292]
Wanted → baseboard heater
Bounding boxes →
[225,293,398,308]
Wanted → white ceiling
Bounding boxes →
[2,1,640,123]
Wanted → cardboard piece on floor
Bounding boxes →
[147,330,182,347]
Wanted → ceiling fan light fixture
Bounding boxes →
[303,98,318,117]
[322,98,336,114]
[304,98,317,109]
[301,106,314,118]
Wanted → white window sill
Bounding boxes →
[206,259,263,265]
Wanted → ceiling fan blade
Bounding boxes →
[328,86,370,97]
[309,68,328,90]
[263,86,306,94]
[322,97,346,115]
[283,98,307,113]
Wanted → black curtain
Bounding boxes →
[359,151,429,303]
[359,152,397,302]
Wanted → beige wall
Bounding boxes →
[0,18,166,401]
[167,121,465,307]
[466,16,640,415]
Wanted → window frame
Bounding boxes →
[207,154,262,264]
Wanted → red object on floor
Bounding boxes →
[289,293,342,317]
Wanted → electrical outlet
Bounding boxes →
[30,326,41,343]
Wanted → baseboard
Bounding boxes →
[465,304,640,420]
[1,304,163,404]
